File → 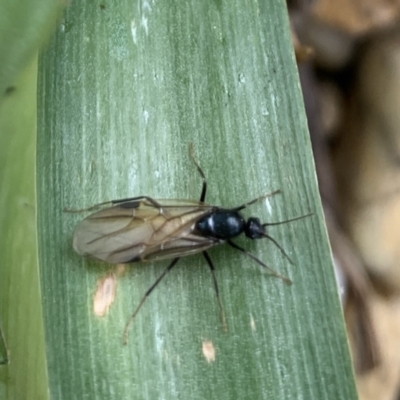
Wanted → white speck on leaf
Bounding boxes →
[264,197,273,215]
[202,340,216,363]
[130,20,137,44]
[93,272,117,317]
[141,15,148,35]
[250,314,256,331]
[143,109,149,124]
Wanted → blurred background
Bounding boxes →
[289,0,400,398]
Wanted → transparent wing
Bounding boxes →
[73,198,219,263]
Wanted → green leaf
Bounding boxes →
[0,59,49,400]
[36,1,358,399]
[0,0,64,96]
[0,3,64,399]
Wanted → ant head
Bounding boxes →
[245,217,266,239]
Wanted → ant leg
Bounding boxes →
[189,143,207,203]
[231,190,281,212]
[203,252,227,332]
[227,240,292,285]
[122,258,180,344]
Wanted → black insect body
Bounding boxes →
[195,211,245,239]
[72,146,309,342]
